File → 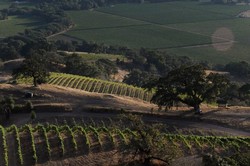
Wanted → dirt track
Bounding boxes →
[1,84,249,136]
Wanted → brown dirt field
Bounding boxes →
[1,83,250,136]
[35,131,50,163]
[238,10,250,18]
[0,83,157,113]
[6,132,17,166]
[74,133,89,155]
[19,132,35,166]
[36,150,133,166]
[110,69,129,82]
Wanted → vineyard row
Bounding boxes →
[0,124,249,166]
[47,73,154,101]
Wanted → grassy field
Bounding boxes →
[60,51,125,61]
[165,18,250,63]
[166,44,250,64]
[0,16,46,38]
[0,0,40,38]
[0,1,10,9]
[97,2,250,24]
[51,1,250,63]
[65,21,211,49]
[170,18,250,44]
[0,0,35,9]
[67,10,146,29]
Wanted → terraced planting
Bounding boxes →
[0,124,249,165]
[15,72,153,102]
[47,73,153,101]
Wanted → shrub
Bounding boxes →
[230,152,250,166]
[30,111,36,120]
[6,96,15,110]
[12,105,25,113]
[202,153,237,166]
[25,100,33,112]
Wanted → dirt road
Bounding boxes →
[1,84,249,137]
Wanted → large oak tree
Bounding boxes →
[150,65,229,113]
[13,50,50,86]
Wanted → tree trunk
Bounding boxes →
[143,157,151,166]
[194,104,201,114]
[33,77,37,87]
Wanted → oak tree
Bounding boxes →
[13,50,50,86]
[151,65,229,113]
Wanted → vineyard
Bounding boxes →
[47,73,154,102]
[0,123,249,166]
[17,73,153,102]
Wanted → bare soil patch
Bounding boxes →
[0,83,157,113]
[1,83,249,135]
[238,10,250,18]
[110,69,129,82]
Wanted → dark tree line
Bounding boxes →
[53,40,195,85]
[2,31,249,85]
[224,61,250,80]
[0,11,8,20]
[22,0,145,10]
[64,53,118,79]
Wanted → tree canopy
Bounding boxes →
[150,65,229,113]
[13,50,50,86]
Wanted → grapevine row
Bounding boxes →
[22,125,38,164]
[0,124,249,165]
[36,125,51,160]
[0,126,8,166]
[48,73,154,101]
[9,125,23,165]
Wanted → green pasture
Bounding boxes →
[166,43,250,64]
[63,1,250,46]
[78,53,125,61]
[61,51,125,61]
[66,21,211,49]
[0,16,45,38]
[0,1,10,10]
[53,1,250,63]
[170,18,250,44]
[0,0,35,10]
[67,10,147,29]
[97,1,250,25]
[65,9,212,48]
